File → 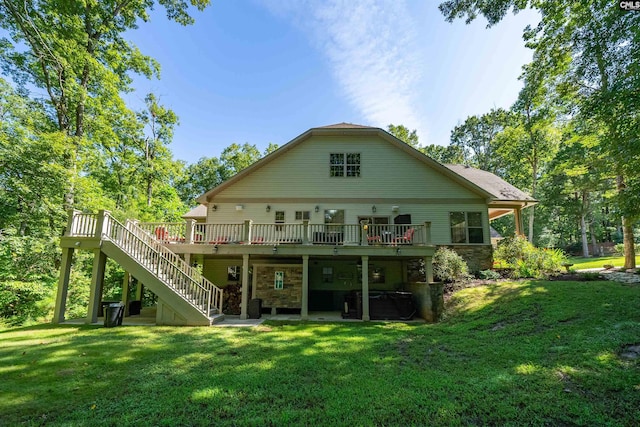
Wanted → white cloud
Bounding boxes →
[260,0,427,137]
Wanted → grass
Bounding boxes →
[1,280,639,426]
[569,255,640,269]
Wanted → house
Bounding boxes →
[54,123,535,326]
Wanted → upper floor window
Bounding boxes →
[450,212,484,243]
[295,211,310,221]
[275,211,285,231]
[330,153,360,177]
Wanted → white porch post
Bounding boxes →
[361,255,370,321]
[424,256,434,283]
[301,255,309,320]
[87,249,107,324]
[53,247,74,323]
[240,254,250,319]
[514,207,524,236]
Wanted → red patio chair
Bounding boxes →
[392,228,415,245]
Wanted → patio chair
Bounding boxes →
[392,227,415,245]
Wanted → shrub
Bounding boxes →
[494,236,567,279]
[614,243,639,256]
[0,280,54,326]
[433,248,470,283]
[478,269,501,280]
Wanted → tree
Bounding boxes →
[439,0,640,267]
[136,94,179,207]
[449,108,513,173]
[420,144,465,164]
[0,0,211,214]
[387,124,420,148]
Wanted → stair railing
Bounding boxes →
[98,213,223,316]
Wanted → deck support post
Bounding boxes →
[53,247,74,323]
[87,249,107,324]
[122,271,131,316]
[301,255,309,320]
[361,255,370,321]
[240,254,250,319]
[424,256,434,283]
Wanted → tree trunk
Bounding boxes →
[622,216,636,269]
[617,175,636,269]
[589,221,599,256]
[580,191,589,257]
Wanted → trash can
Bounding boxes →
[248,298,262,319]
[129,300,141,316]
[104,303,125,327]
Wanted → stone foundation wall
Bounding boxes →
[254,264,302,309]
[405,245,493,280]
[442,245,493,272]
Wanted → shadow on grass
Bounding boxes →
[1,280,639,426]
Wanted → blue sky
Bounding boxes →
[127,0,539,164]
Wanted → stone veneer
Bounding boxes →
[442,245,493,272]
[254,264,303,309]
[406,245,493,281]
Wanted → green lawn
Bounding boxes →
[1,280,639,426]
[569,255,640,269]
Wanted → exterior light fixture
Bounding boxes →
[266,205,271,212]
[214,245,218,253]
[235,205,244,211]
[272,246,278,253]
[372,205,376,213]
[392,205,399,212]
[396,248,401,255]
[333,247,338,255]
[315,205,320,213]
[211,204,217,211]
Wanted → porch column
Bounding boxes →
[183,253,191,266]
[514,207,524,236]
[301,255,309,320]
[424,256,434,283]
[122,271,131,316]
[361,255,370,321]
[240,254,250,320]
[87,249,107,324]
[53,247,74,323]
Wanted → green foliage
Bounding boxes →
[0,280,53,326]
[478,269,501,280]
[495,236,567,278]
[387,124,420,148]
[614,243,639,257]
[433,247,470,283]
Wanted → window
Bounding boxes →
[275,211,285,231]
[450,212,484,243]
[295,211,310,221]
[227,266,240,282]
[330,153,360,177]
[274,271,284,289]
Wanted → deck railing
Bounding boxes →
[136,220,432,247]
[65,211,432,249]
